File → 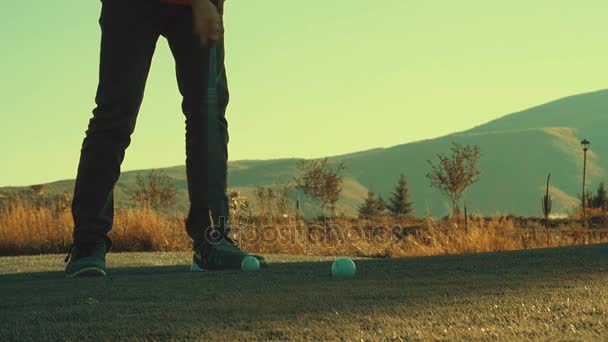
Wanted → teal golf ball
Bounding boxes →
[241,256,260,272]
[331,257,356,278]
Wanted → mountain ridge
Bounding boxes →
[2,89,607,217]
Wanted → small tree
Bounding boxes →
[578,191,594,212]
[294,158,346,217]
[1,187,71,212]
[426,143,481,216]
[254,185,276,218]
[542,173,552,225]
[228,190,252,223]
[375,195,388,216]
[275,182,293,218]
[388,173,414,217]
[131,170,177,211]
[358,190,380,218]
[592,182,608,211]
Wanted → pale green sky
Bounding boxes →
[0,0,606,186]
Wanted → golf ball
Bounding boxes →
[241,256,260,272]
[331,257,356,278]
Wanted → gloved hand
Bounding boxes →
[193,0,223,46]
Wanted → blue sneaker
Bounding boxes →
[64,241,108,278]
[191,237,267,271]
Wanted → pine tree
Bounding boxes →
[592,182,608,211]
[375,195,388,216]
[358,190,379,218]
[388,173,414,217]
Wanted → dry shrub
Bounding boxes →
[110,208,190,252]
[235,215,608,258]
[0,203,191,255]
[0,202,72,255]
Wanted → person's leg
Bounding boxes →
[206,41,231,235]
[71,0,162,247]
[162,4,230,246]
[164,4,266,270]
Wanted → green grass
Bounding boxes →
[1,245,608,341]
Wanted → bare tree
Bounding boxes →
[426,143,481,216]
[275,182,293,218]
[0,186,71,213]
[294,158,346,217]
[228,190,252,223]
[131,170,177,211]
[254,185,276,218]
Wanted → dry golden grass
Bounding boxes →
[232,215,608,258]
[2,202,608,257]
[0,202,73,255]
[0,202,189,255]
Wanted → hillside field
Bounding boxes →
[2,89,608,217]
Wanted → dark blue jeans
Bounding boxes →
[71,0,229,248]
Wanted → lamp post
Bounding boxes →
[581,139,590,228]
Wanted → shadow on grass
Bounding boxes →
[0,244,607,340]
[2,243,607,288]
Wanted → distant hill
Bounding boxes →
[3,89,607,217]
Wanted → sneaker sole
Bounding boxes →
[190,263,209,272]
[191,262,269,271]
[66,267,107,278]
